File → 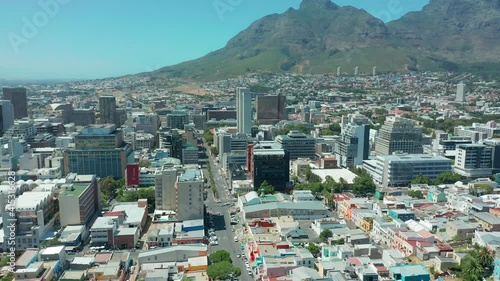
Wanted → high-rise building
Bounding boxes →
[251,141,290,192]
[2,87,28,119]
[136,114,159,134]
[158,129,183,160]
[363,154,452,187]
[236,87,252,134]
[166,110,189,130]
[335,114,370,168]
[337,66,341,76]
[154,166,181,210]
[484,138,500,174]
[115,108,127,127]
[375,116,424,155]
[63,124,133,178]
[372,66,377,76]
[58,174,101,227]
[176,169,204,221]
[456,82,466,103]
[276,131,316,160]
[256,94,287,125]
[454,144,493,177]
[0,100,14,135]
[354,66,359,76]
[99,96,117,125]
[72,109,96,126]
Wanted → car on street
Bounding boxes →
[236,254,241,258]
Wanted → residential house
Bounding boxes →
[389,264,430,281]
[473,212,500,232]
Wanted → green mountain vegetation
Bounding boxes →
[141,0,500,81]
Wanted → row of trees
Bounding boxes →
[207,250,241,280]
[411,171,464,186]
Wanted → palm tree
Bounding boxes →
[471,246,494,269]
[461,256,485,281]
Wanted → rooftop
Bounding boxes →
[178,169,202,182]
[61,183,89,197]
[390,264,429,276]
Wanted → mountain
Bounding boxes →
[149,0,500,81]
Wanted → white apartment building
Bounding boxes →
[363,154,452,187]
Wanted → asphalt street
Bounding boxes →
[204,151,253,281]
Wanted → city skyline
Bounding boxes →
[0,0,430,80]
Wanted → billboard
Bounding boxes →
[126,164,140,186]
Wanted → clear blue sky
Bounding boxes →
[0,0,429,80]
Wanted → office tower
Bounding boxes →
[236,87,252,134]
[250,141,290,192]
[136,114,159,134]
[0,100,14,135]
[72,109,96,126]
[63,124,133,178]
[454,144,493,177]
[115,108,127,127]
[2,87,28,119]
[207,110,237,121]
[335,114,370,168]
[354,66,359,76]
[456,82,466,103]
[372,66,377,76]
[176,169,204,221]
[375,116,424,155]
[337,66,341,76]
[58,174,101,226]
[158,129,183,160]
[364,154,451,187]
[166,110,189,130]
[484,138,500,174]
[276,131,316,160]
[256,94,287,125]
[99,96,117,125]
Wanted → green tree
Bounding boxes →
[433,171,463,185]
[40,238,61,248]
[411,174,430,185]
[210,146,219,157]
[319,229,333,242]
[352,172,376,196]
[206,261,240,280]
[209,250,232,264]
[101,176,118,198]
[306,243,320,256]
[408,190,424,199]
[259,180,275,194]
[139,160,151,168]
[335,238,345,245]
[470,245,494,269]
[461,256,485,281]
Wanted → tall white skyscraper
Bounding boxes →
[456,82,466,102]
[236,87,252,134]
[337,66,341,76]
[372,66,377,76]
[354,66,359,76]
